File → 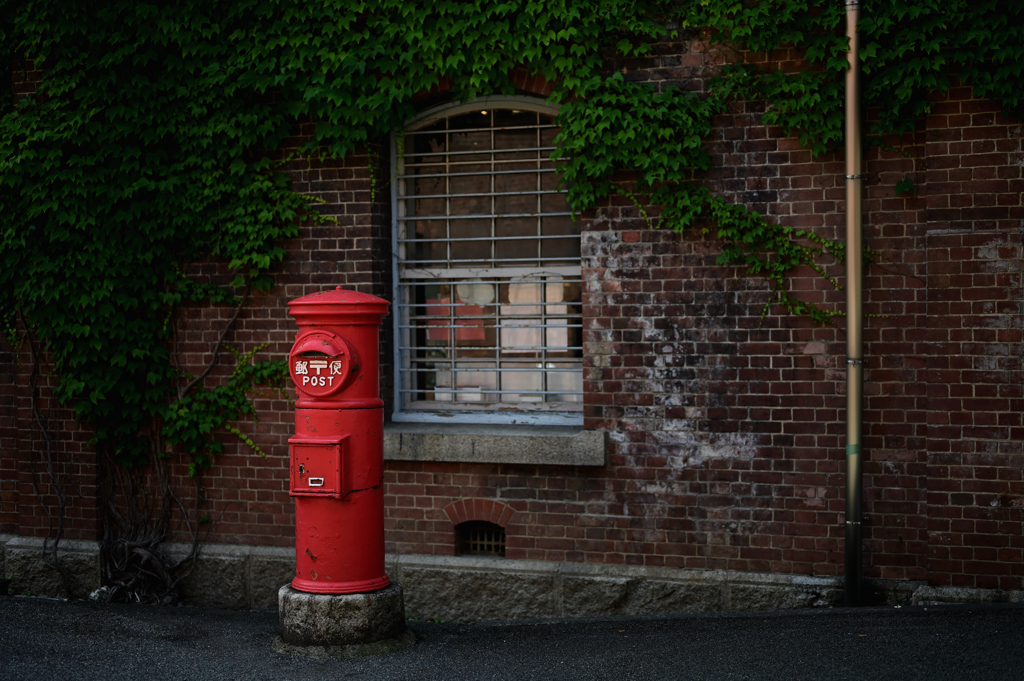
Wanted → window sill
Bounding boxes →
[383,422,607,467]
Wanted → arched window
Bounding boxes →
[391,97,582,426]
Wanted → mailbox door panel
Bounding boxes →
[289,438,346,498]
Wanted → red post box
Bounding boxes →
[286,287,390,594]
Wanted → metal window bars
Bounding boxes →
[456,521,506,557]
[392,105,582,421]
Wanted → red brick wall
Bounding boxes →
[0,336,98,541]
[3,43,1021,592]
[921,91,1024,589]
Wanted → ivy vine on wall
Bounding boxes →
[1,0,1020,598]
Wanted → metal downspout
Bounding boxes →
[843,0,864,607]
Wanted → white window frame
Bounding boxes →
[390,96,583,427]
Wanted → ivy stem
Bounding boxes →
[177,285,249,400]
[20,310,83,598]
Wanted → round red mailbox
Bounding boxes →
[286,288,390,594]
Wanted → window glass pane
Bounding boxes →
[411,219,446,263]
[450,218,491,263]
[541,216,577,261]
[493,109,537,129]
[495,218,539,263]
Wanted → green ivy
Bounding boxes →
[555,73,722,213]
[162,345,286,474]
[1,0,1021,471]
[698,0,1024,152]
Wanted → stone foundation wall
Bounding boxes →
[5,536,1021,621]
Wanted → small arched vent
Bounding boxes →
[456,520,506,557]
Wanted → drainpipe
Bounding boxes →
[843,0,864,607]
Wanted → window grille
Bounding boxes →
[392,99,583,425]
[456,521,506,557]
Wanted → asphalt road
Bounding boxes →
[1,596,1022,680]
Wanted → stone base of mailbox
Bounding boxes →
[273,582,414,658]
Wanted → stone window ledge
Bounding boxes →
[383,422,607,466]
